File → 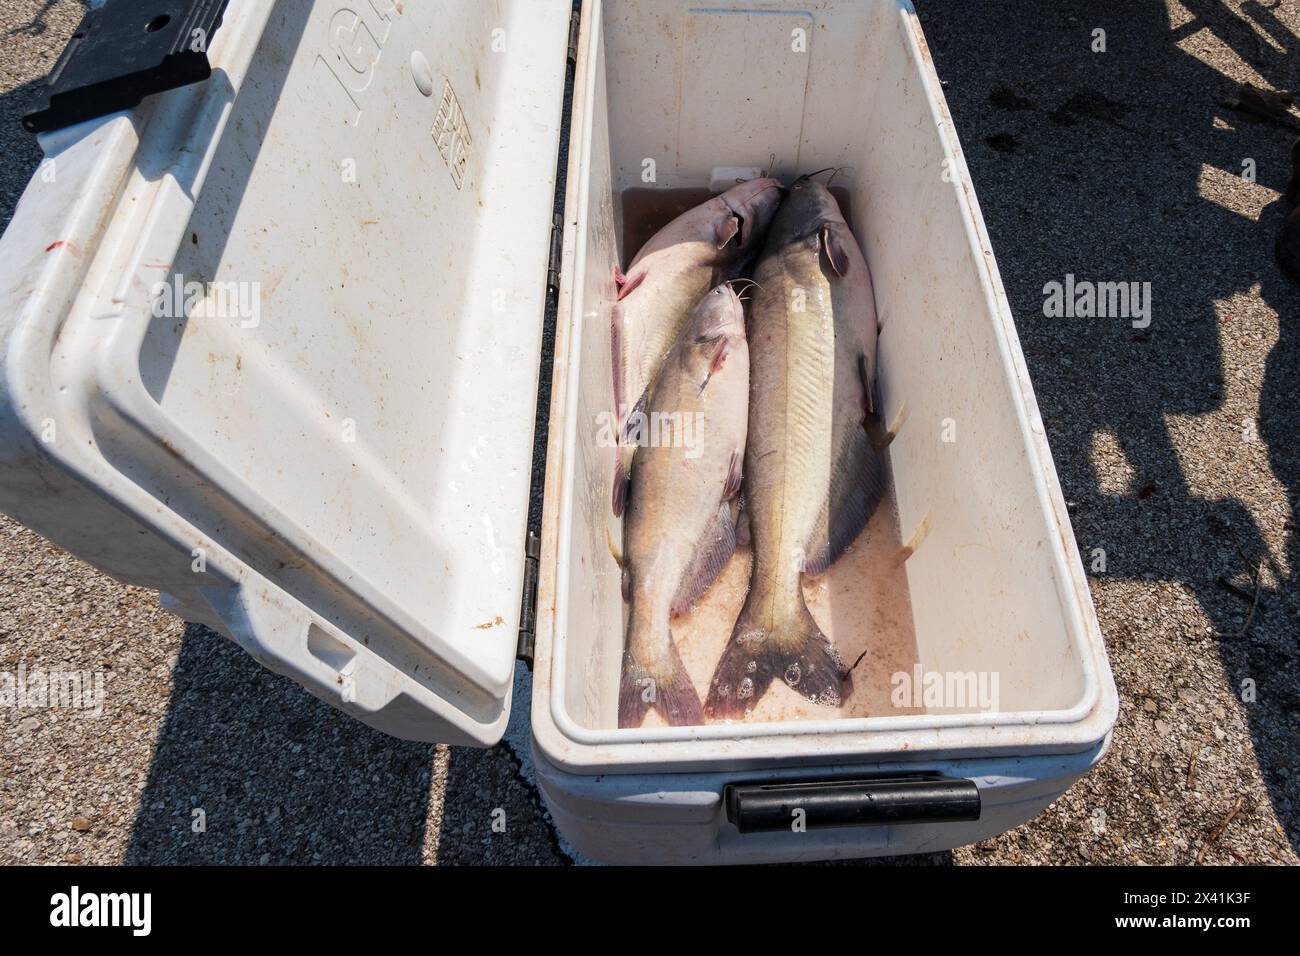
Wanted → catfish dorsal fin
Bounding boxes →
[820,222,850,277]
[714,214,740,250]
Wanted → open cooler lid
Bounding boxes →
[0,0,573,744]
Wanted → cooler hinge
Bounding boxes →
[516,531,541,668]
[566,8,581,65]
[545,212,563,296]
[23,0,231,134]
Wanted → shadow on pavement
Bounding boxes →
[123,628,568,864]
[917,0,1299,855]
[124,624,435,864]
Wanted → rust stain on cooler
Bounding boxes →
[910,17,932,63]
[45,240,81,256]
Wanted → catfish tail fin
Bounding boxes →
[705,593,851,719]
[618,639,704,728]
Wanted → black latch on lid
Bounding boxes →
[23,0,230,135]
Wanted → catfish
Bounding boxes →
[705,174,886,719]
[611,177,781,514]
[619,284,750,727]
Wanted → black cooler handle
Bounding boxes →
[724,775,981,833]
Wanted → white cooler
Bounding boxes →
[0,0,1117,864]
